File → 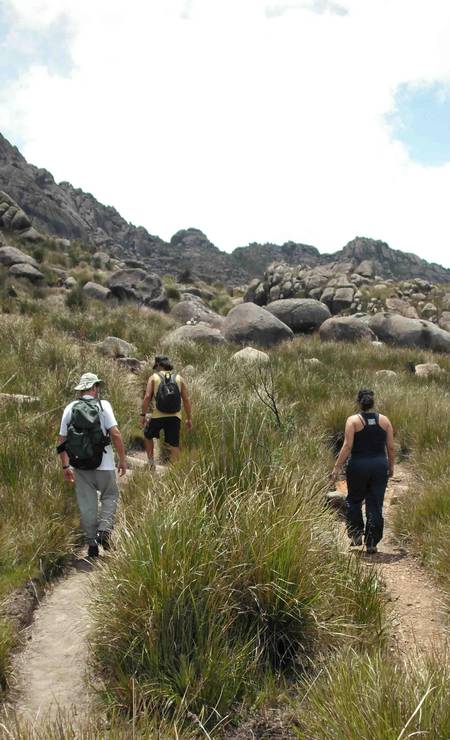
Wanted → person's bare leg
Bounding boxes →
[144,438,155,467]
[169,446,180,463]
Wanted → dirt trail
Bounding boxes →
[8,452,162,726]
[10,566,94,725]
[8,461,448,729]
[341,466,448,656]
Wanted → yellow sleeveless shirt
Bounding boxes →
[151,372,183,419]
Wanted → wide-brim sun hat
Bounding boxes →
[74,372,104,391]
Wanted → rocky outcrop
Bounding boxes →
[163,324,226,346]
[97,336,137,358]
[107,269,169,311]
[368,313,450,353]
[0,245,38,267]
[1,134,449,287]
[9,263,44,282]
[171,299,224,329]
[83,281,112,301]
[415,363,443,377]
[265,298,330,333]
[319,316,376,343]
[333,237,450,284]
[438,311,450,332]
[223,303,293,347]
[385,297,419,319]
[231,347,270,364]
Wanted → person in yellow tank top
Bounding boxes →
[140,355,192,467]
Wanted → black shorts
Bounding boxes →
[144,417,181,447]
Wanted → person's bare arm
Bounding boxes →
[109,426,127,476]
[141,378,154,427]
[180,381,192,430]
[57,434,75,483]
[331,418,355,481]
[385,419,395,477]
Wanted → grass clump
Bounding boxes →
[293,649,450,739]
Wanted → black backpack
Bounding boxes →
[155,372,181,414]
[65,399,110,470]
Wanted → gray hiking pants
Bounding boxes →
[74,469,119,545]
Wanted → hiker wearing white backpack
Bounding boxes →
[57,372,127,559]
[141,355,192,468]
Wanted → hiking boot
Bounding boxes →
[366,545,378,554]
[350,534,363,547]
[97,530,111,551]
[87,544,99,558]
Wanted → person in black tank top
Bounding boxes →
[332,389,395,554]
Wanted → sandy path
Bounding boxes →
[337,466,448,656]
[10,566,94,725]
[9,451,162,727]
[374,467,448,655]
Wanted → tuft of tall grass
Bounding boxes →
[91,432,385,727]
[293,649,450,740]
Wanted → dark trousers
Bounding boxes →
[345,456,388,546]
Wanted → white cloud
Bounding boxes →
[2,0,450,266]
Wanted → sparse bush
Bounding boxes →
[65,285,88,311]
[211,291,233,315]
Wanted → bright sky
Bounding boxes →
[1,0,450,267]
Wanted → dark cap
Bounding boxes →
[153,355,172,370]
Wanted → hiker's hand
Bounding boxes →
[186,419,193,431]
[117,461,127,477]
[331,466,339,484]
[63,467,75,483]
[140,415,147,428]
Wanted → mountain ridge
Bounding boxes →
[1,132,449,284]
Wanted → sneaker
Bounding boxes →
[87,544,99,558]
[350,534,363,547]
[366,545,378,554]
[97,530,111,551]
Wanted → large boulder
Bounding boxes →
[0,192,31,231]
[171,300,224,329]
[415,363,443,377]
[97,336,137,358]
[223,303,293,347]
[0,245,38,267]
[265,298,330,333]
[332,286,355,314]
[369,313,450,353]
[163,323,226,346]
[319,316,377,343]
[8,263,44,282]
[108,269,169,311]
[231,347,270,364]
[438,311,450,332]
[385,297,419,319]
[83,281,112,301]
[441,293,450,311]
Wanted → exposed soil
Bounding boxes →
[9,564,95,726]
[339,465,449,656]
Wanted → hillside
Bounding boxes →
[1,132,449,285]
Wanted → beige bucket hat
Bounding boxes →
[74,372,103,391]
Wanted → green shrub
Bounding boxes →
[211,292,233,315]
[65,285,88,311]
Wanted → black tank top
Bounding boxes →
[351,412,387,458]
